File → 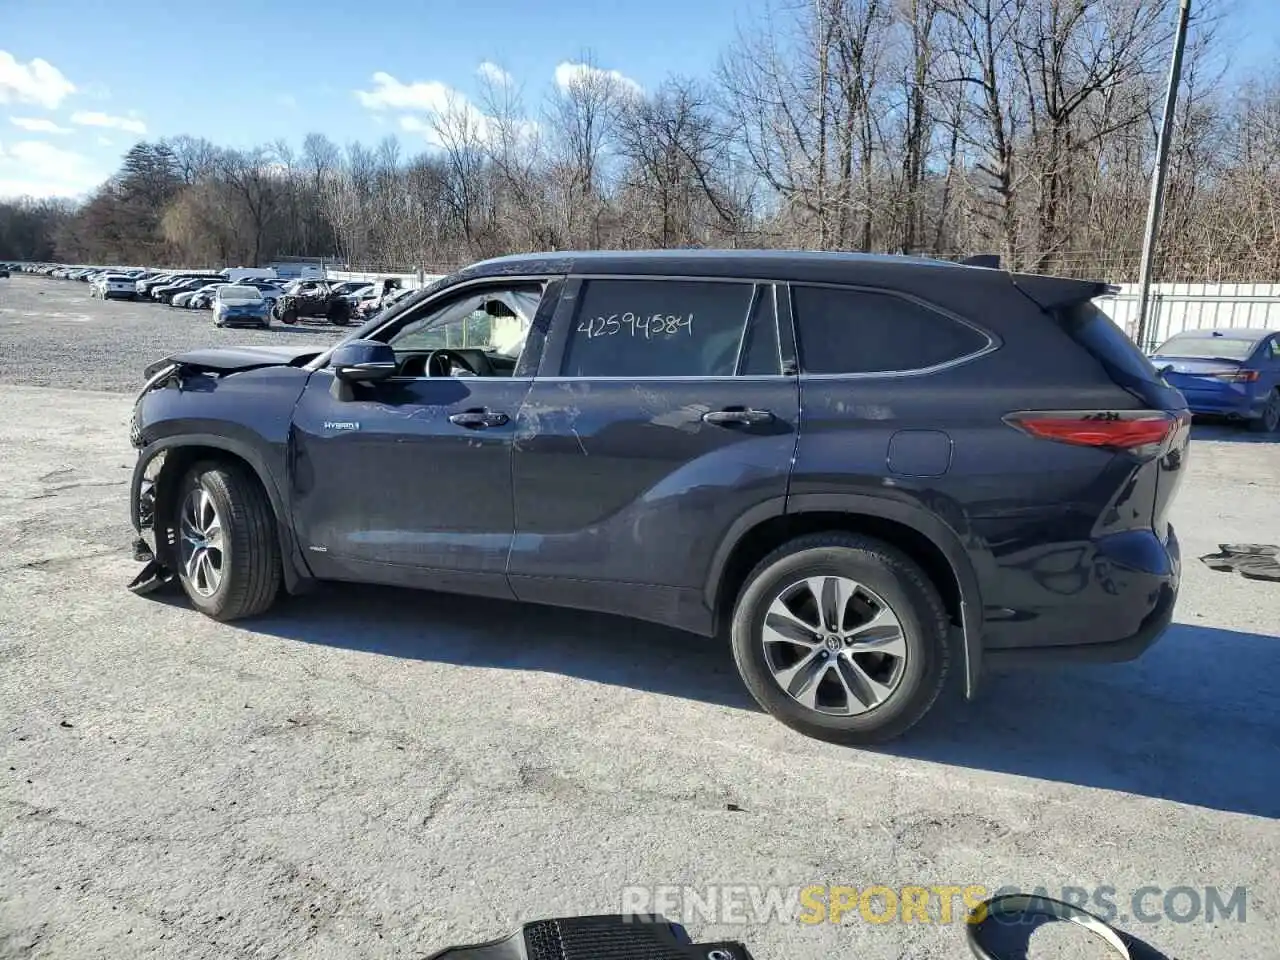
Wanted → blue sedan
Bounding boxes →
[1150,328,1280,432]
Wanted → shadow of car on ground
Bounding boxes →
[162,581,1280,819]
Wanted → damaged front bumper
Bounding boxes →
[127,447,176,595]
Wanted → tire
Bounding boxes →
[173,462,281,621]
[729,532,950,745]
[1249,390,1280,433]
[327,300,350,326]
[280,308,298,325]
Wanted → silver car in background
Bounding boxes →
[212,284,271,328]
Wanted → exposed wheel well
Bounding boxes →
[714,511,964,635]
[152,446,279,564]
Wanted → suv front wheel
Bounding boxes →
[730,533,950,745]
[174,462,282,621]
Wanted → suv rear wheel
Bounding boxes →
[174,462,281,621]
[729,532,950,744]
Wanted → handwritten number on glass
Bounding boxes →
[576,312,695,339]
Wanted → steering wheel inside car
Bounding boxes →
[425,349,481,377]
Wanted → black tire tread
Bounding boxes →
[180,462,281,621]
[731,531,951,745]
[1248,388,1280,433]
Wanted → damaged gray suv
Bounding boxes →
[129,250,1187,743]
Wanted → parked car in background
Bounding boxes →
[212,284,271,328]
[272,281,353,325]
[137,273,182,298]
[92,273,141,300]
[127,249,1190,745]
[1150,328,1280,433]
[0,265,9,278]
[220,268,279,283]
[154,275,225,304]
[234,280,287,309]
[173,283,222,309]
[354,284,413,320]
[327,280,378,296]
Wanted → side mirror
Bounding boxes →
[331,339,396,383]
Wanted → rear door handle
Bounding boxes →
[449,409,510,429]
[702,408,775,426]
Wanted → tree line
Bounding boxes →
[3,0,1276,283]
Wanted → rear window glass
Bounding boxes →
[1063,301,1161,381]
[560,279,755,378]
[791,285,990,374]
[219,285,262,300]
[1152,333,1260,361]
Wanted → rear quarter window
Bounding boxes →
[1064,301,1161,381]
[790,285,991,374]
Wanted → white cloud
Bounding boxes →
[0,139,107,198]
[0,51,76,109]
[357,72,496,148]
[477,61,513,87]
[553,61,642,96]
[96,135,113,147]
[9,116,72,134]
[276,93,298,109]
[70,110,147,134]
[355,72,456,113]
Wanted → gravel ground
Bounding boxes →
[1,274,1278,960]
[0,275,348,393]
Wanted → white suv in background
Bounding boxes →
[92,273,141,300]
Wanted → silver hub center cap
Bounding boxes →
[824,635,842,651]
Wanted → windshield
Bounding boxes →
[1152,333,1259,361]
[218,285,263,301]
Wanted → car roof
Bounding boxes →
[460,249,1106,301]
[473,248,966,275]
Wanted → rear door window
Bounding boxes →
[790,285,990,374]
[560,279,755,378]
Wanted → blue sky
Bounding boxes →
[1,0,1278,199]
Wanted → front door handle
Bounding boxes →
[702,408,775,426]
[449,409,510,429]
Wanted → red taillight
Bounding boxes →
[1209,369,1259,382]
[1005,411,1181,451]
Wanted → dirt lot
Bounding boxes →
[1,273,1278,960]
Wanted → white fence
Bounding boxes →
[325,269,445,290]
[1101,283,1280,351]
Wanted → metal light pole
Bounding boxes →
[1134,0,1192,352]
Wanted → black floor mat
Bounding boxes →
[1200,543,1280,582]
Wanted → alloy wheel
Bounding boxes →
[178,486,225,597]
[762,575,908,715]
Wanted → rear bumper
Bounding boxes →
[1179,387,1264,418]
[983,525,1181,667]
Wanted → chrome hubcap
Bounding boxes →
[178,487,224,597]
[762,576,908,716]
